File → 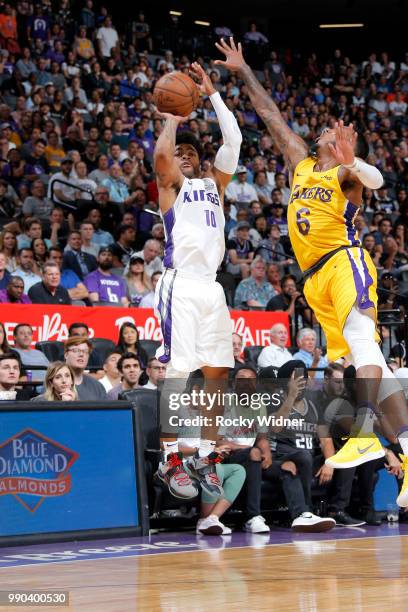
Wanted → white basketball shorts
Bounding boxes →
[154,269,234,372]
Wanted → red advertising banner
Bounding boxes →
[0,304,289,348]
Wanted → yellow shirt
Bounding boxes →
[287,156,360,272]
[44,145,65,168]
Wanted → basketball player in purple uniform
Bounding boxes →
[154,63,243,514]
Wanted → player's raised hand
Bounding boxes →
[156,111,190,124]
[328,120,358,166]
[190,62,216,96]
[214,37,246,72]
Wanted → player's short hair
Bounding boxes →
[175,131,203,158]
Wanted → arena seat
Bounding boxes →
[216,271,236,307]
[35,341,64,362]
[244,345,264,364]
[119,388,160,451]
[91,338,116,362]
[139,339,161,360]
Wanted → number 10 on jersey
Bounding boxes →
[205,209,217,228]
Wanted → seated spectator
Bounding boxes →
[226,221,254,279]
[89,154,110,185]
[225,166,258,208]
[0,353,30,401]
[63,230,98,281]
[111,224,137,268]
[257,224,292,266]
[28,262,71,305]
[13,323,49,382]
[253,171,272,205]
[125,256,152,306]
[131,240,162,279]
[266,275,311,328]
[44,131,65,171]
[274,172,291,206]
[143,357,166,390]
[17,217,52,251]
[47,157,76,205]
[86,208,115,247]
[264,360,336,532]
[266,263,282,294]
[102,163,135,206]
[64,336,106,400]
[115,322,148,367]
[73,160,97,201]
[234,257,276,310]
[362,233,383,268]
[0,252,11,289]
[0,229,17,272]
[84,246,129,306]
[139,270,162,308]
[258,323,292,369]
[76,222,99,258]
[107,352,142,400]
[32,361,78,402]
[232,333,245,368]
[99,351,122,392]
[22,179,53,219]
[67,322,103,369]
[0,276,31,304]
[31,237,49,274]
[0,179,16,219]
[13,248,42,293]
[47,247,89,303]
[217,366,271,533]
[292,328,328,379]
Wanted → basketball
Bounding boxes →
[153,71,200,117]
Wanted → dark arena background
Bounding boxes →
[0,0,408,610]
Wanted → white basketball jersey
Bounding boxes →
[162,177,225,279]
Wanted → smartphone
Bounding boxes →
[294,367,304,379]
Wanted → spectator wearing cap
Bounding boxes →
[125,255,151,306]
[258,323,292,369]
[28,262,72,305]
[47,157,76,205]
[266,192,288,235]
[226,220,254,279]
[62,230,98,281]
[225,166,258,207]
[234,257,276,310]
[0,276,31,304]
[292,328,328,380]
[131,239,162,279]
[111,224,137,268]
[84,246,129,306]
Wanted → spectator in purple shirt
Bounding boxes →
[0,276,31,304]
[84,246,129,306]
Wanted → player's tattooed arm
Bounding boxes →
[154,114,186,212]
[215,38,308,171]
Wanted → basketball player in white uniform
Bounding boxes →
[154,63,242,514]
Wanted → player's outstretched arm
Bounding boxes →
[190,62,242,191]
[215,38,308,171]
[154,114,187,213]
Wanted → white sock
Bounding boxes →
[356,403,376,434]
[198,439,216,458]
[163,440,179,461]
[397,427,408,456]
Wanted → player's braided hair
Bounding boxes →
[175,131,203,158]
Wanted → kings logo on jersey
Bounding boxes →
[0,429,79,512]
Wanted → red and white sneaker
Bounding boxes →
[187,452,224,498]
[156,452,199,499]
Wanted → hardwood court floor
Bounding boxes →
[0,529,407,611]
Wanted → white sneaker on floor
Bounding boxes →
[196,515,230,535]
[291,512,336,533]
[243,515,270,533]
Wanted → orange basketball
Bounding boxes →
[153,71,200,117]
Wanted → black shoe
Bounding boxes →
[329,511,366,527]
[362,510,382,526]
